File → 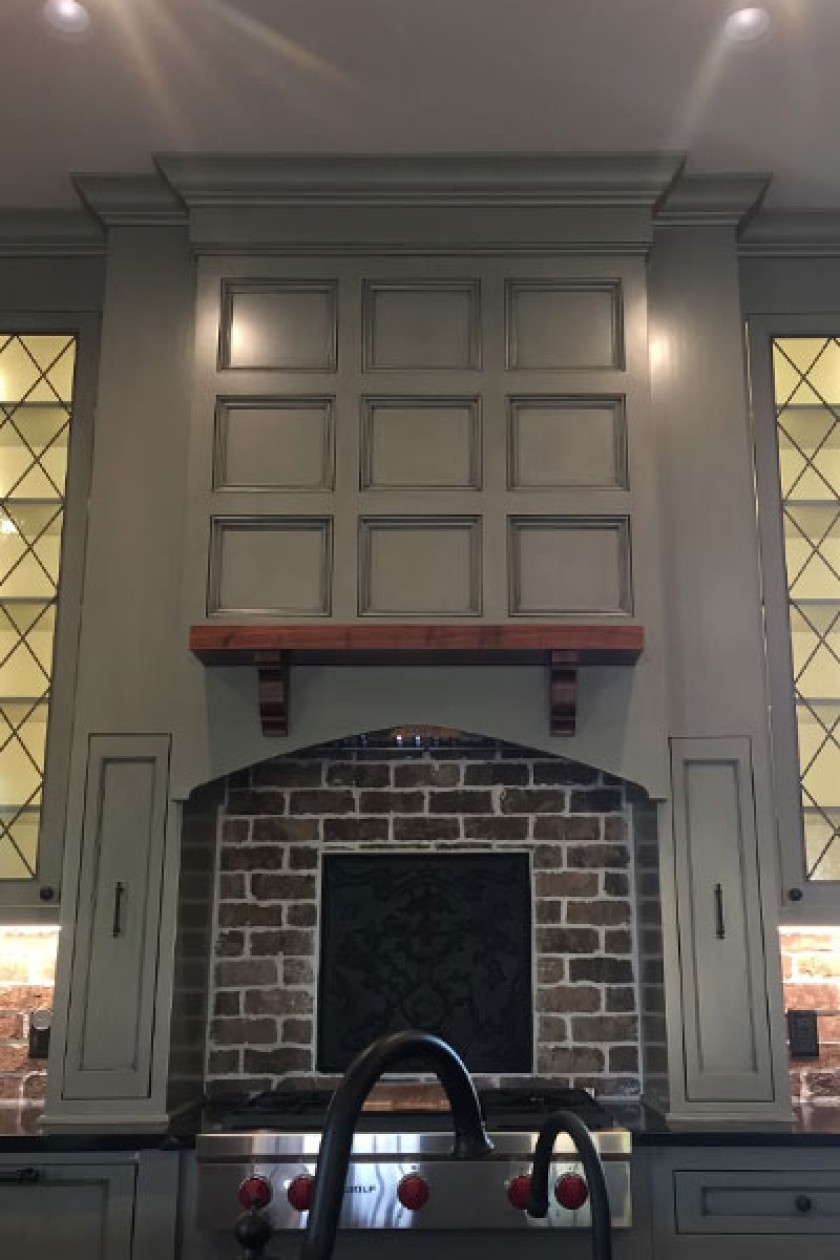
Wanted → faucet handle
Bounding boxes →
[234,1208,275,1260]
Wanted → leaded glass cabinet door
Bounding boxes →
[0,323,95,913]
[751,317,840,916]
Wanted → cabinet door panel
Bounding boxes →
[671,737,774,1102]
[63,734,171,1099]
[0,1160,135,1260]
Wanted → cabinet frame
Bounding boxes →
[749,313,840,918]
[0,313,99,916]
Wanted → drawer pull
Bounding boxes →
[112,880,126,937]
[795,1194,813,1214]
[0,1168,43,1184]
[714,883,726,939]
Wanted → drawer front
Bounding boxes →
[675,1168,840,1234]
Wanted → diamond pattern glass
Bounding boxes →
[0,334,74,879]
[773,337,840,880]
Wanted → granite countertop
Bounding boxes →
[5,1100,840,1152]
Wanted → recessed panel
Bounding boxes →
[215,398,335,490]
[508,516,631,615]
[506,281,622,370]
[361,398,481,490]
[210,517,333,616]
[363,281,480,370]
[359,517,481,616]
[508,396,626,488]
[220,282,337,370]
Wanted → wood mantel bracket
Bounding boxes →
[189,624,644,738]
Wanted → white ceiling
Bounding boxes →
[4,0,839,211]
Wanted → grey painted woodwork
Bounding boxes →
[62,734,171,1100]
[646,1146,840,1259]
[222,280,338,371]
[508,516,631,615]
[361,397,481,491]
[670,738,775,1105]
[189,255,649,626]
[177,239,667,797]
[215,397,335,491]
[508,396,627,489]
[648,224,790,1123]
[209,516,333,616]
[0,1154,135,1260]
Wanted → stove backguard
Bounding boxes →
[317,851,532,1072]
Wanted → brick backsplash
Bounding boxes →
[0,927,58,1106]
[780,927,840,1102]
[206,744,643,1101]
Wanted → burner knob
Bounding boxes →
[555,1173,589,1211]
[506,1174,533,1210]
[287,1174,314,1212]
[238,1175,273,1210]
[397,1174,430,1211]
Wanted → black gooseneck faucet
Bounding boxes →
[299,1029,495,1260]
[527,1109,612,1260]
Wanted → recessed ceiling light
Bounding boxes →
[723,6,771,42]
[43,0,91,37]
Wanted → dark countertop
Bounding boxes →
[5,1100,840,1152]
[620,1101,840,1146]
[0,1105,198,1152]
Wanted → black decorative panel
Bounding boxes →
[317,853,533,1073]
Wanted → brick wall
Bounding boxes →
[206,744,643,1101]
[0,927,58,1107]
[781,927,840,1102]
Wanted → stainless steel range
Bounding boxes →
[196,1088,632,1234]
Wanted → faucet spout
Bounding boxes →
[527,1110,612,1260]
[300,1030,494,1260]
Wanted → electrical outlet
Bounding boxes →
[787,1009,819,1059]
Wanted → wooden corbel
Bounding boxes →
[189,624,644,739]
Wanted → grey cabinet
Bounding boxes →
[0,1149,180,1260]
[62,734,171,1100]
[647,1146,840,1259]
[668,738,782,1114]
[0,1154,135,1260]
[749,315,840,919]
[0,313,97,916]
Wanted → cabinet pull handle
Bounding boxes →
[112,881,126,937]
[714,883,725,939]
[0,1167,42,1184]
[795,1194,813,1213]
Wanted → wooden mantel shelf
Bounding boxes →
[189,623,644,738]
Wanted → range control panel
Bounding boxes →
[200,1156,632,1232]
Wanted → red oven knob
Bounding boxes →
[506,1174,533,1210]
[238,1175,272,1210]
[555,1173,589,1210]
[397,1174,430,1210]
[287,1174,314,1212]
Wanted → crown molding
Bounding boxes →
[739,211,840,256]
[155,152,685,209]
[72,174,187,227]
[655,174,770,229]
[0,211,105,257]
